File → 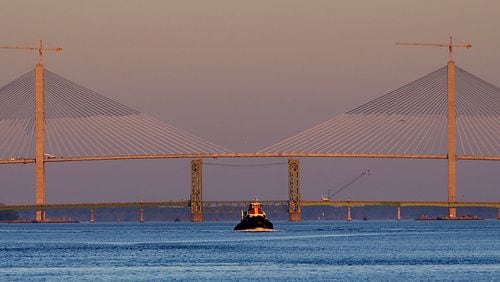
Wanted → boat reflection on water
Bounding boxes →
[234,199,274,232]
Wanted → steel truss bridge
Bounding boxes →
[4,200,500,211]
[2,200,500,222]
[0,200,500,210]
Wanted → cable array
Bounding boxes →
[0,65,498,160]
[260,66,500,157]
[0,69,233,159]
[455,68,500,156]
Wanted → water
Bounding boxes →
[1,220,499,281]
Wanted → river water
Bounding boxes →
[1,220,499,281]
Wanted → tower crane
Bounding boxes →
[321,169,370,201]
[396,36,471,62]
[0,39,62,64]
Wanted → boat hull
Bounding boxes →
[234,215,273,231]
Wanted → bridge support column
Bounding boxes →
[447,60,457,219]
[139,208,144,223]
[288,159,301,221]
[35,64,46,222]
[497,208,500,221]
[90,209,95,224]
[397,206,401,221]
[190,159,203,222]
[347,206,352,222]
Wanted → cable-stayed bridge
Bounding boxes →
[0,41,499,222]
[259,66,500,159]
[0,69,232,159]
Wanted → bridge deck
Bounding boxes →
[1,200,499,211]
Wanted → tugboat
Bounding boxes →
[234,199,274,231]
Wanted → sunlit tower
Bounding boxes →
[0,40,63,221]
[396,36,472,218]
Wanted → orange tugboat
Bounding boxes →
[234,199,274,231]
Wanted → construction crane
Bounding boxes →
[396,36,471,62]
[321,169,370,201]
[0,39,62,64]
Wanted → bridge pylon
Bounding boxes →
[288,158,301,221]
[0,40,62,222]
[396,37,472,219]
[447,60,457,218]
[35,64,46,222]
[190,159,203,222]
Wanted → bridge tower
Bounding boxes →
[190,159,203,222]
[35,63,46,221]
[288,158,301,221]
[447,58,458,218]
[0,40,62,222]
[397,37,471,218]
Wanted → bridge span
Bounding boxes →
[1,39,499,223]
[2,200,499,223]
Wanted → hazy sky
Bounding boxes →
[0,1,499,204]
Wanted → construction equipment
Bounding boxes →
[321,169,370,201]
[396,36,471,62]
[0,39,62,64]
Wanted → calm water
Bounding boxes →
[1,220,499,281]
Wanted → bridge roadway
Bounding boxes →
[1,153,500,165]
[0,153,447,164]
[2,200,500,211]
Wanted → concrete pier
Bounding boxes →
[90,209,95,224]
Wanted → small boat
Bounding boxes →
[234,199,274,231]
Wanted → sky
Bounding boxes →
[0,0,499,205]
